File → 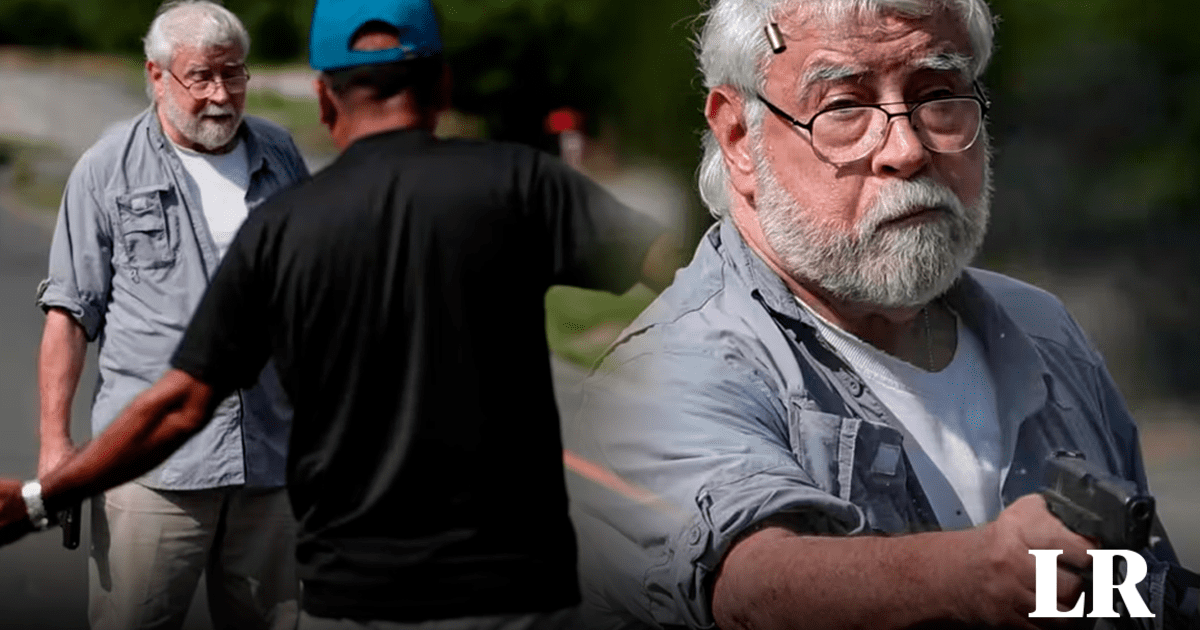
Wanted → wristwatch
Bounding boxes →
[20,480,50,530]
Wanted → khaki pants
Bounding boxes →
[89,482,299,630]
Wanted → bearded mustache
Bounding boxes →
[857,178,968,240]
[198,104,238,119]
[753,146,990,308]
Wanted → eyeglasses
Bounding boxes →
[167,67,251,99]
[755,85,989,165]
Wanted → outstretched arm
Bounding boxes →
[0,369,221,538]
[713,495,1095,630]
[638,231,686,293]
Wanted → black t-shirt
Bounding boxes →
[171,129,662,621]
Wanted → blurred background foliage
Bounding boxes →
[1,0,1198,405]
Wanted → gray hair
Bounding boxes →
[143,0,250,100]
[696,0,996,217]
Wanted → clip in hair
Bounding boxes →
[765,22,786,54]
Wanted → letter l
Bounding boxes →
[1028,550,1086,618]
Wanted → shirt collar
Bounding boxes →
[716,217,808,323]
[344,127,434,154]
[242,122,269,175]
[715,215,1053,424]
[945,270,1054,424]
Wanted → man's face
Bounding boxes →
[153,43,247,153]
[748,9,989,308]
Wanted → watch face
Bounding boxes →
[21,480,50,530]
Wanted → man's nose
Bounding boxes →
[205,80,232,104]
[869,112,930,179]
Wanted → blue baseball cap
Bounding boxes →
[309,0,444,72]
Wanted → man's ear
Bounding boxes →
[146,60,165,101]
[315,78,338,132]
[705,86,757,201]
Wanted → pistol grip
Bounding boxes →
[59,503,81,550]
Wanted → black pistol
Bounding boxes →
[58,503,81,550]
[1041,451,1155,550]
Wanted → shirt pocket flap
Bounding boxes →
[116,185,170,230]
[120,212,164,234]
[114,184,175,267]
[789,399,933,533]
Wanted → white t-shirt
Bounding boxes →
[171,139,250,258]
[799,298,1004,526]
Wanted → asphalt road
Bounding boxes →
[0,202,90,629]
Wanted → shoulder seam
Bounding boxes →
[1023,329,1099,367]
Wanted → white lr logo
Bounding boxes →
[1029,550,1154,618]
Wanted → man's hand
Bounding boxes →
[0,479,35,546]
[966,493,1097,628]
[38,437,77,479]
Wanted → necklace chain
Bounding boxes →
[922,304,935,371]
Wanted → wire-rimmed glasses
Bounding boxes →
[167,67,251,99]
[756,85,989,165]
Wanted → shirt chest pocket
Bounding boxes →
[115,185,177,269]
[789,402,939,534]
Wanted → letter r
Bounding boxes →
[1088,550,1154,618]
[1028,550,1086,618]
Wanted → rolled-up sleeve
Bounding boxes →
[36,159,113,340]
[568,344,863,628]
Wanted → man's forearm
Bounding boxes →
[37,309,88,450]
[38,369,215,511]
[713,495,1095,630]
[713,526,975,630]
[639,232,685,293]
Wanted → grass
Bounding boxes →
[545,284,657,368]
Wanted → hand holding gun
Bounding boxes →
[1041,451,1157,625]
[58,503,80,550]
[1041,450,1155,551]
[0,485,79,549]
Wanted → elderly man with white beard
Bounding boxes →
[563,0,1198,628]
[32,1,308,628]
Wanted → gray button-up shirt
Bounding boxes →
[566,218,1191,628]
[37,107,309,490]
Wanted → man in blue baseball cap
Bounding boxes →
[0,0,679,628]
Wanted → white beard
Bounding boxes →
[754,146,992,309]
[162,92,241,151]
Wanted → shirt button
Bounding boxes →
[846,376,864,397]
[688,525,703,545]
